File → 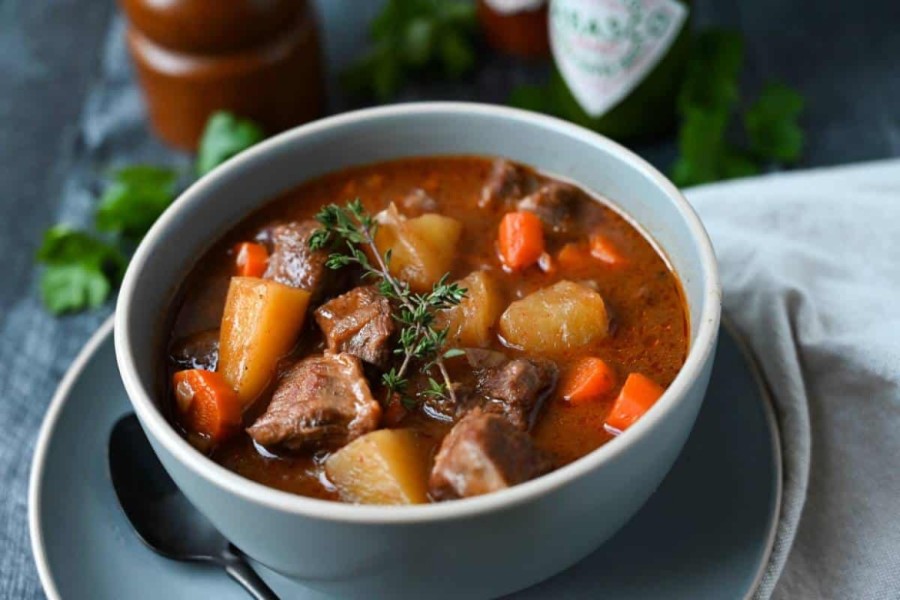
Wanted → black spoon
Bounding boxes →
[108,413,279,600]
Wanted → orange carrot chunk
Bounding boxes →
[605,373,665,433]
[233,242,269,278]
[556,242,591,270]
[561,357,616,405]
[498,211,545,270]
[589,234,625,266]
[173,369,243,442]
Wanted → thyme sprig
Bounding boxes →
[309,199,467,407]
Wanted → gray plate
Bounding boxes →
[29,318,780,599]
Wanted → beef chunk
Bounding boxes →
[463,348,508,370]
[517,182,581,233]
[479,159,531,209]
[314,286,394,368]
[247,353,381,451]
[477,357,558,430]
[263,220,332,299]
[169,329,219,371]
[429,409,552,500]
[422,350,558,429]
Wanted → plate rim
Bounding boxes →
[28,316,782,600]
[28,315,116,600]
[727,315,783,600]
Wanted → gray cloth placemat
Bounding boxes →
[688,165,900,599]
[4,2,900,599]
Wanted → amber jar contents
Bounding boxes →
[478,0,549,58]
[119,0,324,150]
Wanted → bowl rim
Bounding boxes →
[115,101,721,524]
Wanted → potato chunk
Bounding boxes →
[437,270,505,347]
[218,277,310,406]
[325,429,431,505]
[374,204,463,292]
[499,280,609,354]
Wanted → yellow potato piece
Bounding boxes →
[438,270,505,347]
[499,280,609,354]
[325,429,431,505]
[374,204,462,293]
[218,277,310,407]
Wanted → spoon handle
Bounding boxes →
[222,545,280,600]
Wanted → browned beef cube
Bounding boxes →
[479,159,531,209]
[169,329,219,371]
[477,357,558,430]
[422,351,558,428]
[263,220,332,299]
[247,353,381,451]
[429,409,552,500]
[517,182,581,233]
[314,286,394,368]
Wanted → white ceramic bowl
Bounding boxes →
[115,102,721,599]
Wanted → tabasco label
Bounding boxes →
[550,0,688,117]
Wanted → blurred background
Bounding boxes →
[1,1,900,596]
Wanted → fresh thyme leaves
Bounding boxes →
[311,200,467,407]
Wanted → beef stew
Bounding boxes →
[164,156,688,504]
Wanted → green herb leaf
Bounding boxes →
[403,17,436,66]
[438,28,475,77]
[95,166,178,239]
[509,84,554,114]
[670,29,804,187]
[196,112,266,176]
[677,30,744,112]
[744,83,805,163]
[36,226,126,315]
[342,0,478,100]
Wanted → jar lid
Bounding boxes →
[118,0,305,54]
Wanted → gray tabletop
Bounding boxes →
[2,1,899,598]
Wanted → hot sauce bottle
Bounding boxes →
[118,0,325,150]
[548,0,692,139]
[478,0,550,58]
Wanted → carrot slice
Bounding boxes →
[556,242,592,270]
[605,373,665,433]
[589,235,625,266]
[233,242,269,278]
[561,357,616,405]
[498,211,545,270]
[173,369,243,442]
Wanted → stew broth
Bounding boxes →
[165,156,689,502]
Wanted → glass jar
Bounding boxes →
[119,0,325,150]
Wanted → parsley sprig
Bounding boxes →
[671,30,805,186]
[37,111,266,315]
[342,0,478,101]
[36,226,127,315]
[309,199,467,407]
[509,28,805,187]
